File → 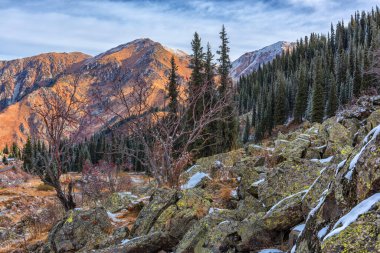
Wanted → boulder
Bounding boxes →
[46,207,113,252]
[96,232,177,253]
[274,135,311,160]
[175,208,238,253]
[321,203,380,253]
[131,188,178,236]
[259,159,323,207]
[236,194,266,220]
[104,192,139,213]
[320,118,353,157]
[150,188,212,241]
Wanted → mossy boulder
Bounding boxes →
[150,188,212,241]
[259,159,323,207]
[47,207,113,253]
[175,208,238,253]
[366,109,380,131]
[236,194,266,220]
[236,166,260,199]
[321,203,380,253]
[274,135,311,160]
[104,192,139,213]
[131,188,178,236]
[319,118,352,157]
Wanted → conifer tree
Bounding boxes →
[294,67,308,123]
[167,55,179,115]
[274,72,287,125]
[22,137,33,171]
[326,75,339,117]
[243,115,250,143]
[311,64,325,123]
[3,144,9,155]
[216,25,238,152]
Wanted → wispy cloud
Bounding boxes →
[0,0,378,60]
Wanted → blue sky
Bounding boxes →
[0,0,378,60]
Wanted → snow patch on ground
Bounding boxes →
[257,249,284,253]
[311,156,334,164]
[335,159,347,176]
[252,178,265,186]
[317,225,329,240]
[107,211,122,222]
[323,193,380,240]
[181,172,211,190]
[292,223,306,232]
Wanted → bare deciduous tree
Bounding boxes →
[94,75,232,188]
[30,78,89,211]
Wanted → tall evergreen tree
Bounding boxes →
[243,115,250,143]
[294,66,308,123]
[3,144,9,155]
[274,72,287,125]
[22,137,33,171]
[216,25,238,152]
[311,63,325,123]
[167,55,179,115]
[326,75,339,117]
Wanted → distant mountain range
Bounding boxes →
[0,38,293,146]
[231,41,295,80]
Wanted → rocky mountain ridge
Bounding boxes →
[231,41,295,80]
[0,38,191,146]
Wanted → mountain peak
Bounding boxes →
[231,41,295,79]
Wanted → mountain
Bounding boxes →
[231,41,295,80]
[0,52,90,110]
[0,38,191,147]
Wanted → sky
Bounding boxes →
[0,0,378,61]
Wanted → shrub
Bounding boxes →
[36,183,54,191]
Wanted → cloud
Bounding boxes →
[0,0,378,61]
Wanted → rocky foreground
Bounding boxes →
[4,95,380,253]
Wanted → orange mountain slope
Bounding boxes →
[0,39,191,147]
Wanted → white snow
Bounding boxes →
[292,223,306,232]
[257,249,284,253]
[107,211,122,222]
[120,238,130,245]
[290,245,296,253]
[231,189,238,198]
[345,124,380,180]
[208,207,227,214]
[118,192,138,199]
[317,225,329,240]
[252,178,265,186]
[181,172,210,190]
[311,156,333,164]
[307,186,330,220]
[335,159,347,176]
[323,193,380,240]
[266,190,308,215]
[186,164,199,173]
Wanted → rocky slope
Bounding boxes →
[0,38,191,147]
[24,95,380,253]
[231,41,295,80]
[0,52,90,110]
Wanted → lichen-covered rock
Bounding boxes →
[46,207,113,252]
[104,192,139,213]
[263,190,306,231]
[131,188,178,236]
[236,194,266,220]
[274,135,310,160]
[320,118,352,157]
[236,166,260,199]
[96,232,177,253]
[175,208,238,253]
[259,159,323,207]
[150,188,212,241]
[321,203,380,253]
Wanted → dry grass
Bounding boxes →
[36,183,55,191]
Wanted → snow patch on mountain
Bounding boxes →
[231,41,295,80]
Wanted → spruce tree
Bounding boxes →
[167,55,179,115]
[274,72,287,125]
[243,115,250,143]
[326,75,339,117]
[311,64,325,123]
[216,25,238,152]
[22,137,33,171]
[3,144,9,155]
[294,66,308,123]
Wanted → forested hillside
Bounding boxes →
[238,8,380,141]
